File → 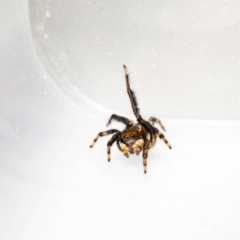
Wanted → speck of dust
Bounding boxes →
[152,64,157,69]
[45,11,51,18]
[91,107,96,113]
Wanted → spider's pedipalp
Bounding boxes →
[133,139,144,155]
[106,114,133,127]
[149,116,166,132]
[89,129,119,148]
[119,143,130,158]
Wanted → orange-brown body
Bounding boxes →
[120,124,157,156]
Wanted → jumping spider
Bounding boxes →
[90,65,172,173]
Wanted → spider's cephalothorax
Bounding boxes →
[90,65,172,174]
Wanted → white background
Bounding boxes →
[1,0,240,239]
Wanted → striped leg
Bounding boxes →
[142,141,150,174]
[156,130,172,149]
[149,116,166,132]
[106,114,133,127]
[89,129,119,148]
[107,132,121,161]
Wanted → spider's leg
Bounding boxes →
[138,117,155,143]
[155,129,172,149]
[116,136,123,152]
[107,131,121,161]
[106,114,133,127]
[123,65,155,142]
[142,140,151,174]
[148,116,166,132]
[89,129,119,148]
[123,65,141,119]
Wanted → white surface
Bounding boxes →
[1,0,240,240]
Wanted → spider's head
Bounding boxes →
[121,126,143,155]
[121,126,140,145]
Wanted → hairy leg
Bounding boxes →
[123,65,141,119]
[148,116,166,131]
[89,129,119,148]
[107,132,121,161]
[142,140,151,174]
[156,130,172,149]
[106,114,133,127]
[137,117,155,143]
[123,65,155,143]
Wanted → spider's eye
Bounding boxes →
[130,134,135,139]
[124,136,128,141]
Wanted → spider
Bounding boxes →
[89,65,172,174]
